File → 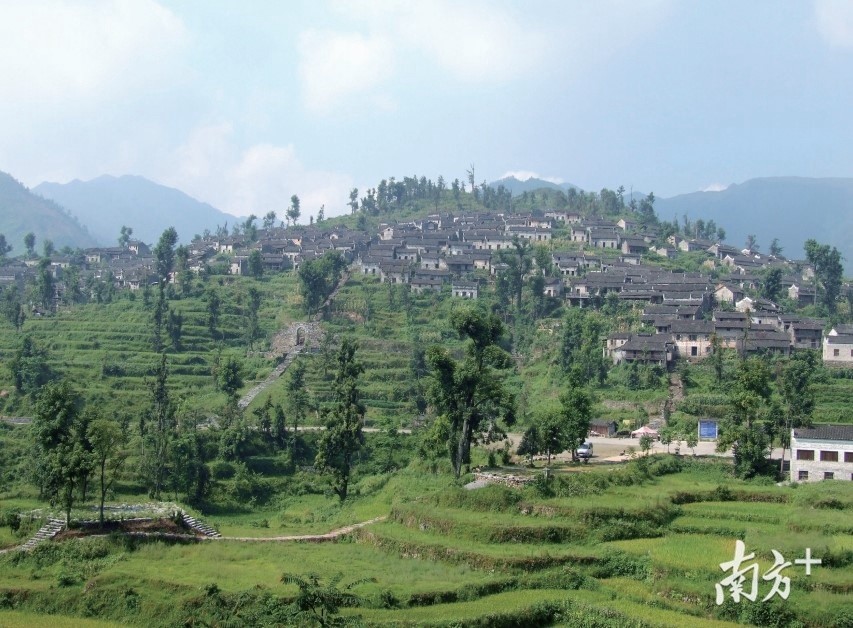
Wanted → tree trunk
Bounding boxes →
[454,417,473,479]
[99,458,106,527]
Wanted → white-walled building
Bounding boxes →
[790,425,853,483]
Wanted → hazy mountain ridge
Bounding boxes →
[0,171,98,251]
[34,175,235,246]
[655,177,853,262]
[489,175,580,195]
[492,174,852,263]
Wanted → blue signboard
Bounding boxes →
[699,420,718,440]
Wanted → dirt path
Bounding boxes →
[218,516,387,542]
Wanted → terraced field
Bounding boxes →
[1,458,851,626]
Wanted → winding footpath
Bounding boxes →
[0,515,387,554]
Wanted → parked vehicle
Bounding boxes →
[577,442,593,459]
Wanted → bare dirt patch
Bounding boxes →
[54,518,196,541]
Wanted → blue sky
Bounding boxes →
[0,0,851,221]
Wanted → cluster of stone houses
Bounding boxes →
[2,208,851,370]
[606,310,841,367]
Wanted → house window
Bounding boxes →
[824,472,834,480]
[689,335,697,341]
[834,349,840,357]
[796,449,814,460]
[821,451,839,462]
[845,452,853,463]
[691,346,698,356]
[798,470,808,480]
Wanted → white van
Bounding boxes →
[577,442,593,459]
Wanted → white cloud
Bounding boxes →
[500,171,564,185]
[390,1,549,80]
[164,124,353,220]
[815,0,853,47]
[0,0,186,104]
[302,0,672,114]
[702,183,729,192]
[297,29,395,114]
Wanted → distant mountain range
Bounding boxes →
[490,175,579,195]
[491,174,853,265]
[34,175,234,246]
[655,177,853,264]
[0,172,97,251]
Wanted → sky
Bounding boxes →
[0,0,851,221]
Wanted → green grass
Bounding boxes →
[0,610,125,627]
[606,533,735,572]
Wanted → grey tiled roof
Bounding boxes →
[793,424,853,441]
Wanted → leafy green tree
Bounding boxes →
[218,356,243,402]
[287,194,301,226]
[24,232,35,257]
[761,267,783,301]
[769,238,783,257]
[169,425,209,502]
[685,430,698,456]
[1,286,25,331]
[426,307,515,477]
[142,353,175,498]
[281,572,373,627]
[778,352,817,473]
[9,335,52,394]
[154,227,178,284]
[639,433,654,456]
[709,333,725,386]
[248,249,264,279]
[244,286,262,350]
[166,308,183,351]
[534,409,565,467]
[263,211,277,230]
[746,234,758,251]
[517,424,541,467]
[36,258,54,310]
[243,214,258,241]
[286,359,310,439]
[118,225,133,248]
[718,357,773,477]
[42,239,54,258]
[298,251,346,316]
[560,374,594,460]
[804,239,843,314]
[0,233,11,259]
[659,426,674,453]
[559,309,607,385]
[87,418,128,526]
[315,338,364,501]
[32,381,92,524]
[348,188,359,215]
[253,396,274,439]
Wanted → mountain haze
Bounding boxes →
[34,175,235,246]
[655,177,853,263]
[490,175,579,195]
[0,171,98,251]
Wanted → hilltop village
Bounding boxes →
[3,207,850,368]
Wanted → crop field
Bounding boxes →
[2,456,849,626]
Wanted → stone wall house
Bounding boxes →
[823,334,853,366]
[451,282,478,299]
[670,320,715,359]
[790,425,853,482]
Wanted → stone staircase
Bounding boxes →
[19,518,65,551]
[181,512,221,538]
[238,348,303,410]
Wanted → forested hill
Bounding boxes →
[34,174,234,246]
[0,171,97,251]
[655,177,853,263]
